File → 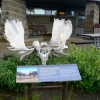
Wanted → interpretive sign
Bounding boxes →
[16,64,81,83]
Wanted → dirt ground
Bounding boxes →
[38,90,100,100]
[1,85,100,100]
[36,82,100,100]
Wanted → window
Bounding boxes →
[52,10,57,15]
[45,10,52,15]
[0,8,2,13]
[26,8,57,15]
[33,8,45,15]
[71,11,74,16]
[78,12,85,25]
[78,12,85,19]
[26,8,31,14]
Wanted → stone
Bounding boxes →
[3,52,12,60]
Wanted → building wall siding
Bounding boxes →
[1,0,28,37]
[27,15,75,36]
[84,2,99,33]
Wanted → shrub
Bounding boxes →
[0,55,26,93]
[47,44,100,93]
[66,44,100,93]
[0,45,100,93]
[0,53,41,93]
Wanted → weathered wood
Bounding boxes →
[62,82,67,100]
[31,85,63,91]
[71,41,94,45]
[27,82,67,100]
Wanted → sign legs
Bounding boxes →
[27,82,67,100]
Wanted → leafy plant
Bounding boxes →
[0,44,100,94]
[0,55,27,93]
[67,44,100,93]
[47,44,100,93]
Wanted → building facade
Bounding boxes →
[0,0,100,38]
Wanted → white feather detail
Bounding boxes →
[51,44,68,52]
[32,40,40,48]
[49,18,72,47]
[4,20,34,52]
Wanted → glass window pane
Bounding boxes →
[26,8,31,14]
[34,8,45,15]
[45,10,51,15]
[82,16,85,19]
[52,10,57,15]
[0,8,1,13]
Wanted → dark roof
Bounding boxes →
[26,0,86,8]
[0,0,100,9]
[26,0,100,8]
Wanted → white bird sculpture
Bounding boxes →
[3,18,72,65]
[49,18,72,55]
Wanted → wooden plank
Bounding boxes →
[71,41,94,45]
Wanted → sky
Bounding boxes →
[17,66,37,73]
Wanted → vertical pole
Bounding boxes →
[62,82,66,100]
[97,38,99,47]
[28,84,32,100]
[34,49,36,65]
[51,49,54,64]
[94,38,97,47]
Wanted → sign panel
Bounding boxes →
[16,64,81,83]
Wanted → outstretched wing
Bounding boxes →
[49,18,72,55]
[3,20,34,52]
[49,18,72,47]
[61,19,72,44]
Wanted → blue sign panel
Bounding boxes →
[16,64,81,83]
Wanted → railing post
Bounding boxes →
[28,84,32,100]
[62,82,66,100]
